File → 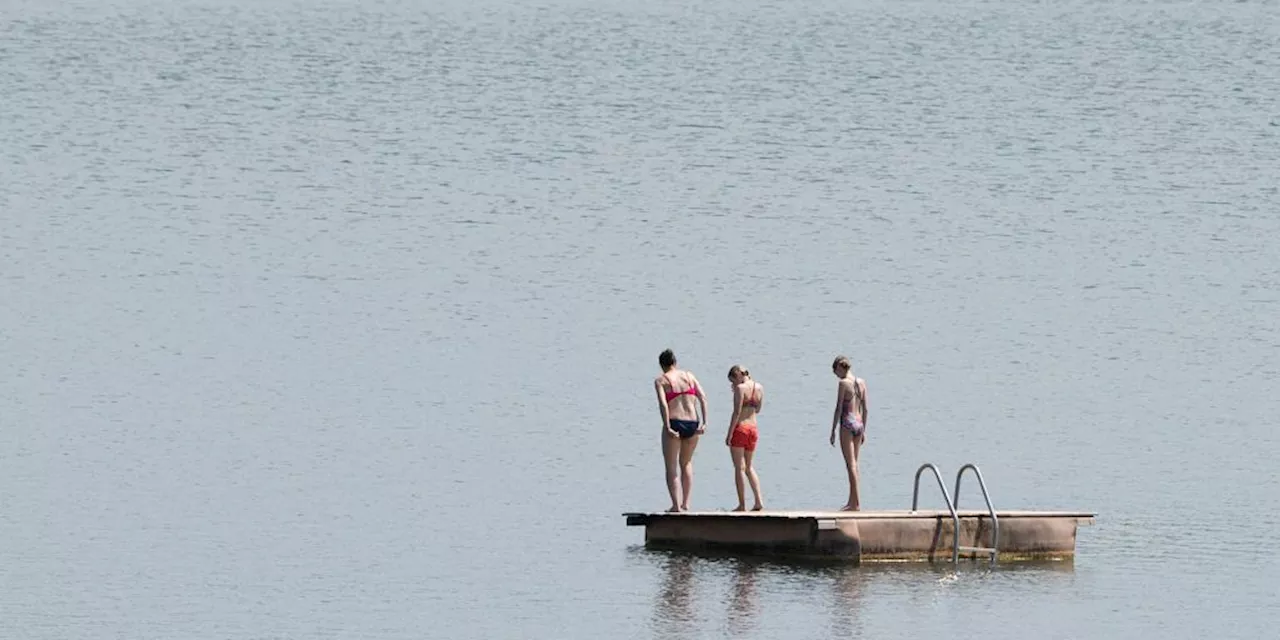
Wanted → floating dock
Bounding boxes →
[625,464,1094,564]
[623,509,1094,563]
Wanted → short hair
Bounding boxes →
[659,349,676,370]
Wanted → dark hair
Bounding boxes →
[659,349,676,370]
[727,365,750,379]
[832,355,851,371]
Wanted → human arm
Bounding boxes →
[655,378,677,437]
[692,374,709,433]
[857,379,869,429]
[727,383,743,446]
[830,381,847,446]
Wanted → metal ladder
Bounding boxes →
[911,463,1000,566]
[953,463,999,567]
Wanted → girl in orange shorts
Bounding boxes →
[725,365,764,511]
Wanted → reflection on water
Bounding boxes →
[645,547,1080,638]
[727,559,759,635]
[653,552,698,638]
[648,551,877,637]
[826,564,867,637]
[649,551,769,637]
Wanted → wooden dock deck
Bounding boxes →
[623,509,1095,563]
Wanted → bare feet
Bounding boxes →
[666,505,682,513]
[732,505,746,512]
[839,504,860,512]
[680,504,690,512]
[751,504,764,512]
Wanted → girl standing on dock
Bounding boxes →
[726,365,765,511]
[654,349,709,512]
[830,356,869,511]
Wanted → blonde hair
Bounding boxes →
[834,356,864,411]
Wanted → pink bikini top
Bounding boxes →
[664,373,699,401]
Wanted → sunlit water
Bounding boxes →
[2,0,1278,638]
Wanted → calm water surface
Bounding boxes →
[2,0,1278,638]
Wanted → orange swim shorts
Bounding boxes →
[729,422,758,451]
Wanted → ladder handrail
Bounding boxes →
[953,463,999,566]
[911,463,961,565]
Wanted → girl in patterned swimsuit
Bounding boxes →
[829,356,869,511]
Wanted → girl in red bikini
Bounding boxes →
[726,365,765,512]
[654,349,708,512]
[830,356,869,511]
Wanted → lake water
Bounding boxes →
[2,0,1278,638]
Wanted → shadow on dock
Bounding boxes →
[631,544,1077,573]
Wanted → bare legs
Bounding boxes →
[679,436,698,510]
[839,429,863,511]
[730,447,764,511]
[745,450,763,511]
[663,431,700,511]
[663,431,682,511]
